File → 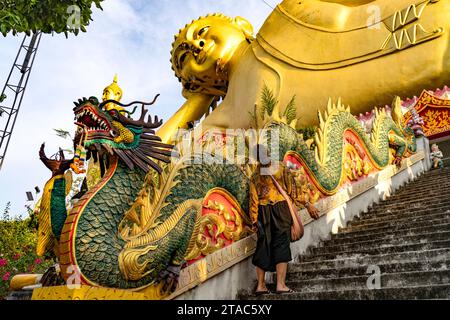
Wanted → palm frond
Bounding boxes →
[283,95,297,125]
[53,128,72,140]
[260,83,277,118]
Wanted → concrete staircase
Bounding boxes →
[242,167,450,300]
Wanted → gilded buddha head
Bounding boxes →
[102,74,124,112]
[171,13,254,97]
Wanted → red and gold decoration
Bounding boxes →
[403,87,450,140]
[184,188,253,263]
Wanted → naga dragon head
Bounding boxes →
[72,95,174,174]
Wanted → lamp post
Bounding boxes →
[24,186,41,217]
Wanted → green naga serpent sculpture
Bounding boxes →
[36,90,416,297]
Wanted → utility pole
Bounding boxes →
[0,32,42,170]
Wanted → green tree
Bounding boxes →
[0,201,55,299]
[2,202,11,220]
[0,0,104,37]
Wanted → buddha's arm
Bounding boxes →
[157,91,214,144]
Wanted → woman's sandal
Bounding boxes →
[254,289,271,296]
[275,289,296,294]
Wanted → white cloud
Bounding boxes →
[0,0,273,217]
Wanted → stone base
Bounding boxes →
[31,285,147,300]
[6,291,33,300]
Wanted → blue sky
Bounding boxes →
[0,0,275,217]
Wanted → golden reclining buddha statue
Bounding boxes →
[158,0,449,143]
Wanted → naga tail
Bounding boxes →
[37,144,73,257]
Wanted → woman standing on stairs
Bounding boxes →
[249,144,320,295]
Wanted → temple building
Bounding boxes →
[403,87,450,165]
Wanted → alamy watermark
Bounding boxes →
[67,5,81,30]
[66,265,82,289]
[366,265,381,289]
[367,5,382,30]
[170,126,281,175]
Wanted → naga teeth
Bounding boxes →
[75,108,111,131]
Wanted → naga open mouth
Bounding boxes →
[70,94,173,175]
[74,104,114,139]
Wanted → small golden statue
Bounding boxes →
[102,74,125,113]
[158,0,450,143]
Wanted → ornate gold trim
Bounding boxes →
[184,187,253,262]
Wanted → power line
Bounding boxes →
[260,0,276,10]
[257,0,314,40]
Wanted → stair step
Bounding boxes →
[337,217,450,236]
[331,222,450,241]
[379,182,450,197]
[371,195,450,209]
[295,248,450,272]
[365,207,450,222]
[394,175,450,186]
[343,211,450,231]
[349,208,450,227]
[369,201,450,217]
[353,205,450,224]
[384,186,450,198]
[384,189,450,202]
[312,230,450,255]
[323,228,450,247]
[299,240,450,262]
[243,283,450,300]
[382,184,450,197]
[287,258,450,281]
[284,270,450,293]
[369,197,450,212]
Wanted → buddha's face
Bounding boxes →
[172,16,252,93]
[102,88,123,112]
[102,88,121,102]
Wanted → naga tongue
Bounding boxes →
[81,115,97,127]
